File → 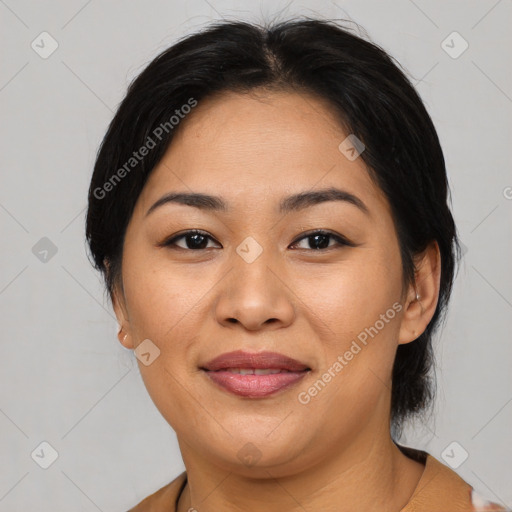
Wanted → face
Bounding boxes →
[113,89,425,477]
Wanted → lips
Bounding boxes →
[200,350,311,372]
[200,350,311,398]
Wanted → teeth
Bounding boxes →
[254,369,284,375]
[224,368,288,375]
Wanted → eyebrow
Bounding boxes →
[145,187,369,217]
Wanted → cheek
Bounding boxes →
[294,245,403,400]
[121,255,205,428]
[121,244,201,340]
[295,250,403,340]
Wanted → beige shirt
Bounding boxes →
[128,447,506,511]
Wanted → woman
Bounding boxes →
[85,17,506,512]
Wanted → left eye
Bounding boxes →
[290,230,353,250]
[161,229,353,251]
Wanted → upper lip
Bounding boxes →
[201,350,311,372]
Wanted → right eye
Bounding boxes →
[160,229,222,251]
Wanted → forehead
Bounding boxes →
[136,90,386,215]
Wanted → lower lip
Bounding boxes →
[202,370,309,398]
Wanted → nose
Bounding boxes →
[214,247,295,331]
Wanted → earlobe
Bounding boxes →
[398,241,441,345]
[117,329,133,349]
[112,284,134,349]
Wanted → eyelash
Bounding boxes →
[160,229,355,251]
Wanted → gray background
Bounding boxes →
[1,0,511,510]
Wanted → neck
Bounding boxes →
[176,432,425,512]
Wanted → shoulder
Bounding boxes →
[127,471,187,512]
[398,445,506,512]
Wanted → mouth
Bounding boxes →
[200,350,311,398]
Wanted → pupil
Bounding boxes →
[188,234,207,249]
[311,234,329,249]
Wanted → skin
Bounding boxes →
[112,89,441,512]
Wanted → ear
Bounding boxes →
[106,259,134,350]
[398,241,441,345]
